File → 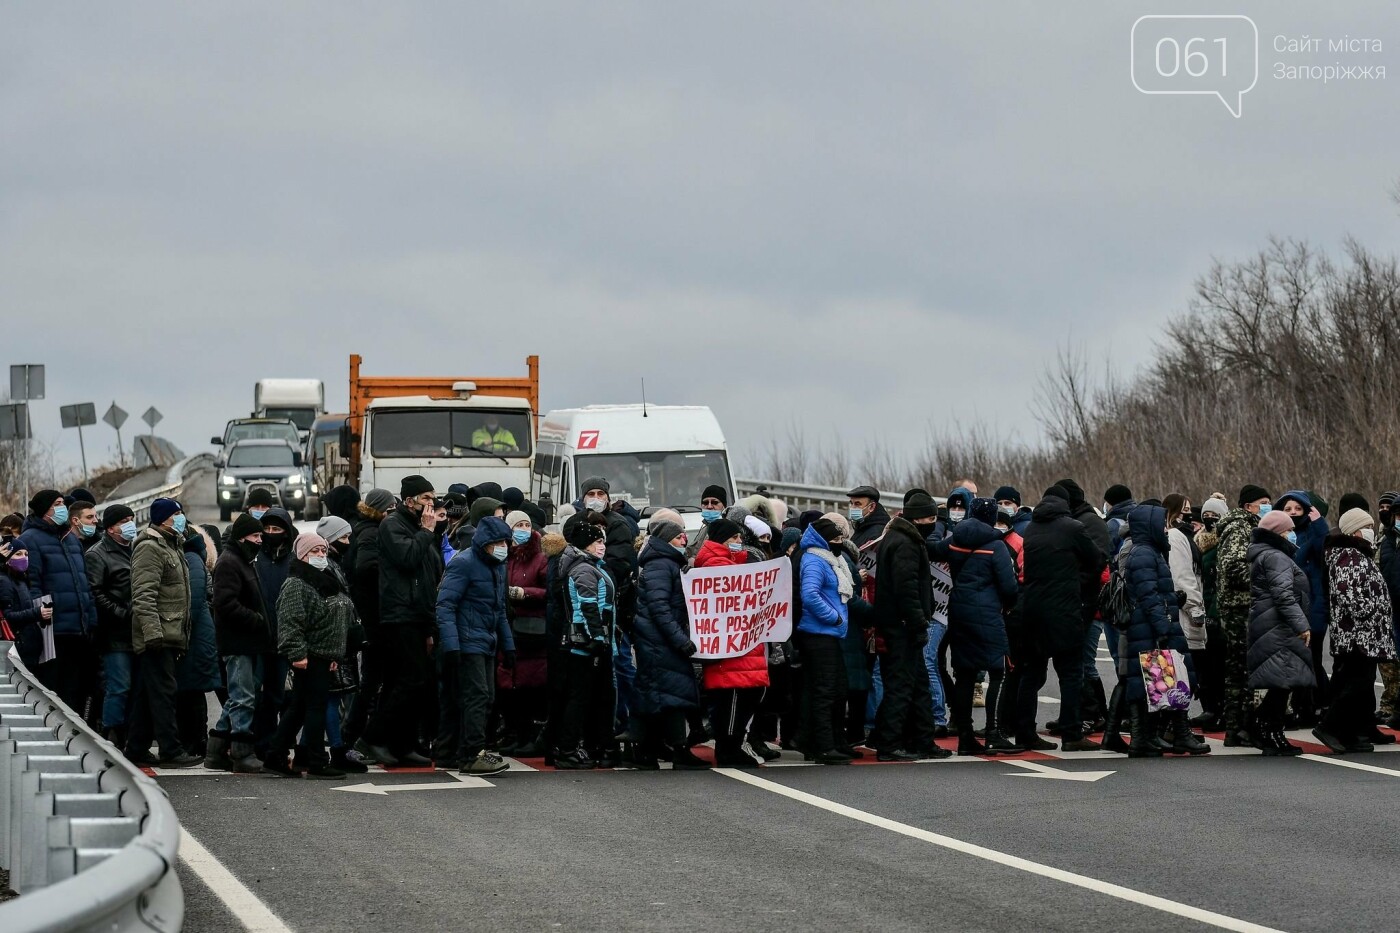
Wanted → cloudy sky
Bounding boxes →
[4,1,1398,482]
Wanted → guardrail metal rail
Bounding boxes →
[734,478,908,513]
[95,452,215,524]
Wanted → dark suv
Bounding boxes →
[216,438,309,521]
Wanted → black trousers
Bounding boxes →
[38,633,100,724]
[343,636,383,749]
[559,652,616,756]
[270,658,333,765]
[1017,641,1085,742]
[797,633,847,754]
[1258,686,1290,726]
[709,686,764,754]
[1319,652,1377,744]
[638,708,688,753]
[952,666,1005,735]
[127,647,181,758]
[364,625,434,755]
[175,690,209,753]
[252,652,287,752]
[870,626,936,753]
[436,653,495,762]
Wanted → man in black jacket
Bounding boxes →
[847,485,890,550]
[208,513,271,772]
[250,508,296,755]
[1053,478,1113,734]
[1016,486,1106,751]
[86,505,136,745]
[345,488,393,754]
[867,492,950,761]
[361,475,444,766]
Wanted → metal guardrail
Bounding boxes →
[95,453,215,524]
[0,643,183,932]
[734,478,907,513]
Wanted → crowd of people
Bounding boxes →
[1,471,1397,779]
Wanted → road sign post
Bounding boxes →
[103,402,129,468]
[60,402,98,487]
[8,364,44,511]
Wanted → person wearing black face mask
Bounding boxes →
[251,507,297,756]
[209,514,272,772]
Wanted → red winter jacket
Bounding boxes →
[506,532,549,624]
[696,540,770,690]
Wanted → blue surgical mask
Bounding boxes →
[1000,505,1017,517]
[79,523,96,537]
[1257,503,1272,517]
[727,541,743,553]
[701,509,721,523]
[491,544,509,561]
[1286,530,1297,545]
[119,521,137,542]
[669,541,686,555]
[309,555,329,571]
[249,508,268,521]
[172,515,187,534]
[848,507,863,522]
[52,505,69,525]
[512,528,531,545]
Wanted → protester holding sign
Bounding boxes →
[696,518,769,768]
[796,518,855,765]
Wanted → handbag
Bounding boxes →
[1139,648,1192,712]
[329,658,361,695]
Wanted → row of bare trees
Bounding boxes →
[757,236,1400,511]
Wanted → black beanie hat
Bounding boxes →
[1103,484,1133,507]
[1043,485,1071,503]
[246,487,275,509]
[1055,479,1086,506]
[970,497,999,526]
[1237,484,1270,507]
[903,492,938,520]
[567,520,606,550]
[706,518,743,544]
[473,482,503,502]
[400,474,434,499]
[701,484,728,506]
[29,489,63,517]
[798,509,822,530]
[502,487,525,509]
[903,487,930,504]
[579,477,610,497]
[1339,492,1370,516]
[993,485,1021,506]
[68,487,96,507]
[811,518,842,544]
[230,513,264,543]
[102,504,135,528]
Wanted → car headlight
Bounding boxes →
[287,473,303,486]
[220,475,236,487]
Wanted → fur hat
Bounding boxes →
[1339,492,1370,517]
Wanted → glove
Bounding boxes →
[508,586,525,601]
[503,650,517,670]
[913,627,929,647]
[1155,636,1170,650]
[682,641,698,658]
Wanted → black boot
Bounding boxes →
[1148,712,1175,752]
[956,727,986,756]
[1127,701,1162,758]
[1101,682,1130,754]
[1084,678,1108,733]
[203,731,233,771]
[1169,711,1210,755]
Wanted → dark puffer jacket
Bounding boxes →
[1246,529,1316,690]
[85,533,133,652]
[1324,535,1396,660]
[211,541,272,657]
[346,514,383,631]
[850,502,891,549]
[1277,491,1330,635]
[16,516,96,637]
[632,537,700,715]
[435,517,513,657]
[177,535,222,692]
[1021,496,1104,656]
[929,517,1016,672]
[1119,504,1190,701]
[872,517,933,635]
[378,503,446,631]
[1380,527,1400,650]
[0,566,44,669]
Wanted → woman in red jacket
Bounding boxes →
[696,519,770,767]
[500,511,550,756]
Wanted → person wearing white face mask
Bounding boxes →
[434,516,515,776]
[498,511,550,757]
[86,504,139,747]
[262,533,356,779]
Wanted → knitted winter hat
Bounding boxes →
[970,497,999,526]
[400,474,433,499]
[149,498,182,526]
[744,516,771,539]
[316,516,352,544]
[294,532,328,561]
[1103,484,1133,507]
[505,510,531,529]
[647,521,684,545]
[706,518,743,545]
[1238,484,1270,508]
[1259,510,1294,536]
[1201,497,1228,518]
[1339,508,1373,538]
[993,486,1021,506]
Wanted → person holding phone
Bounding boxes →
[1,547,47,670]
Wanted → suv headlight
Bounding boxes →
[287,473,303,486]
[220,475,236,487]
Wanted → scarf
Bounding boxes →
[810,545,854,602]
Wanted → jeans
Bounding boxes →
[923,622,948,726]
[324,699,343,748]
[865,657,883,731]
[101,651,134,730]
[1082,619,1104,683]
[215,655,263,737]
[613,631,637,737]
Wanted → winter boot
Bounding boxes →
[671,746,712,770]
[1100,682,1129,754]
[1127,701,1162,758]
[354,738,399,767]
[304,761,347,780]
[331,746,369,773]
[228,736,264,774]
[261,753,299,777]
[983,730,1021,753]
[1084,678,1108,733]
[204,731,233,771]
[1169,711,1211,755]
[1148,712,1175,752]
[956,728,987,756]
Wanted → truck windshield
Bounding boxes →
[263,407,317,431]
[225,422,300,446]
[574,450,729,510]
[228,445,296,468]
[370,409,533,458]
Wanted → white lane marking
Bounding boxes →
[1299,753,1400,776]
[180,826,295,933]
[1004,760,1115,782]
[715,769,1285,933]
[1037,696,1061,705]
[334,772,493,795]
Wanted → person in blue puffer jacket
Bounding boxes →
[1119,501,1209,758]
[1274,490,1329,725]
[796,518,853,765]
[435,515,514,777]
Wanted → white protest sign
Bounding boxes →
[930,561,952,627]
[685,556,793,659]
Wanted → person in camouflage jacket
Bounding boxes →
[1215,485,1271,744]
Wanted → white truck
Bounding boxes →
[254,379,325,436]
[533,405,736,533]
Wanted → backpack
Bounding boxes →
[1098,540,1135,632]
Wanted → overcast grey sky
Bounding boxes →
[4,1,1398,482]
